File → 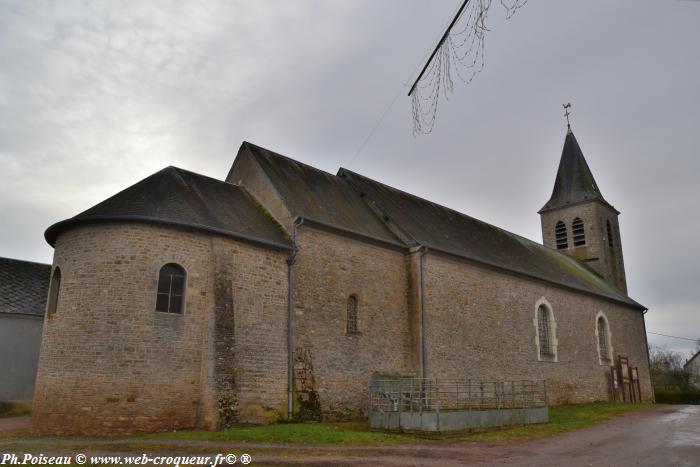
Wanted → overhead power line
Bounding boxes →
[647,331,699,342]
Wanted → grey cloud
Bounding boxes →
[1,0,698,353]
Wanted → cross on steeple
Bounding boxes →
[563,103,572,133]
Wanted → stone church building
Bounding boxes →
[32,128,652,435]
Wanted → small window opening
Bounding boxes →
[606,220,614,248]
[156,263,186,314]
[572,217,586,246]
[346,295,358,335]
[555,221,568,250]
[598,317,610,362]
[47,267,62,316]
[537,305,552,357]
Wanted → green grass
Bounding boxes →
[0,401,31,419]
[139,402,651,445]
[463,402,651,441]
[141,420,414,445]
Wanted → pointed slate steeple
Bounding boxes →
[539,130,615,214]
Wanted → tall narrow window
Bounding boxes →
[346,295,358,335]
[156,263,186,314]
[47,267,62,317]
[598,316,610,363]
[555,221,568,249]
[572,217,586,246]
[606,220,614,248]
[537,305,552,356]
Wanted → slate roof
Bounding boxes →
[0,257,51,316]
[236,142,402,245]
[45,166,292,250]
[338,168,643,310]
[539,131,616,213]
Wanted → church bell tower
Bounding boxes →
[539,109,627,293]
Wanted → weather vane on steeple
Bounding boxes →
[563,103,572,133]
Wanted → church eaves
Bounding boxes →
[539,131,616,214]
[338,167,643,311]
[44,166,292,251]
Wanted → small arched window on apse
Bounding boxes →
[597,315,612,364]
[47,266,62,317]
[555,221,568,250]
[572,217,586,246]
[346,295,359,335]
[606,220,614,249]
[156,263,186,314]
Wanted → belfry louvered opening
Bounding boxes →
[572,218,586,246]
[606,220,614,248]
[555,221,568,250]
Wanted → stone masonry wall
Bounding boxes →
[226,237,289,423]
[292,226,414,419]
[541,202,627,293]
[32,223,288,435]
[423,252,651,403]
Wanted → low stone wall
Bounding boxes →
[370,407,549,432]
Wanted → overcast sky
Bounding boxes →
[1,1,698,354]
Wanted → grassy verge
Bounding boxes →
[140,402,651,445]
[0,401,31,419]
[463,402,650,441]
[141,421,414,446]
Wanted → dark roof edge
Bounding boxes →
[685,349,700,369]
[0,311,45,319]
[0,257,51,267]
[298,216,408,251]
[338,167,642,310]
[44,216,293,251]
[241,141,339,177]
[538,197,620,215]
[424,244,646,312]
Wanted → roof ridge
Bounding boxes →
[340,167,550,253]
[339,167,641,309]
[169,166,237,187]
[243,141,338,179]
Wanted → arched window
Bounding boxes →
[156,263,186,314]
[597,316,611,363]
[572,217,586,246]
[606,220,614,248]
[47,267,62,317]
[537,305,552,357]
[346,295,358,335]
[555,221,568,250]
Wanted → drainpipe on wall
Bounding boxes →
[419,246,428,380]
[642,308,655,403]
[287,217,304,420]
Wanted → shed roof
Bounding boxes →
[45,166,292,250]
[0,257,51,317]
